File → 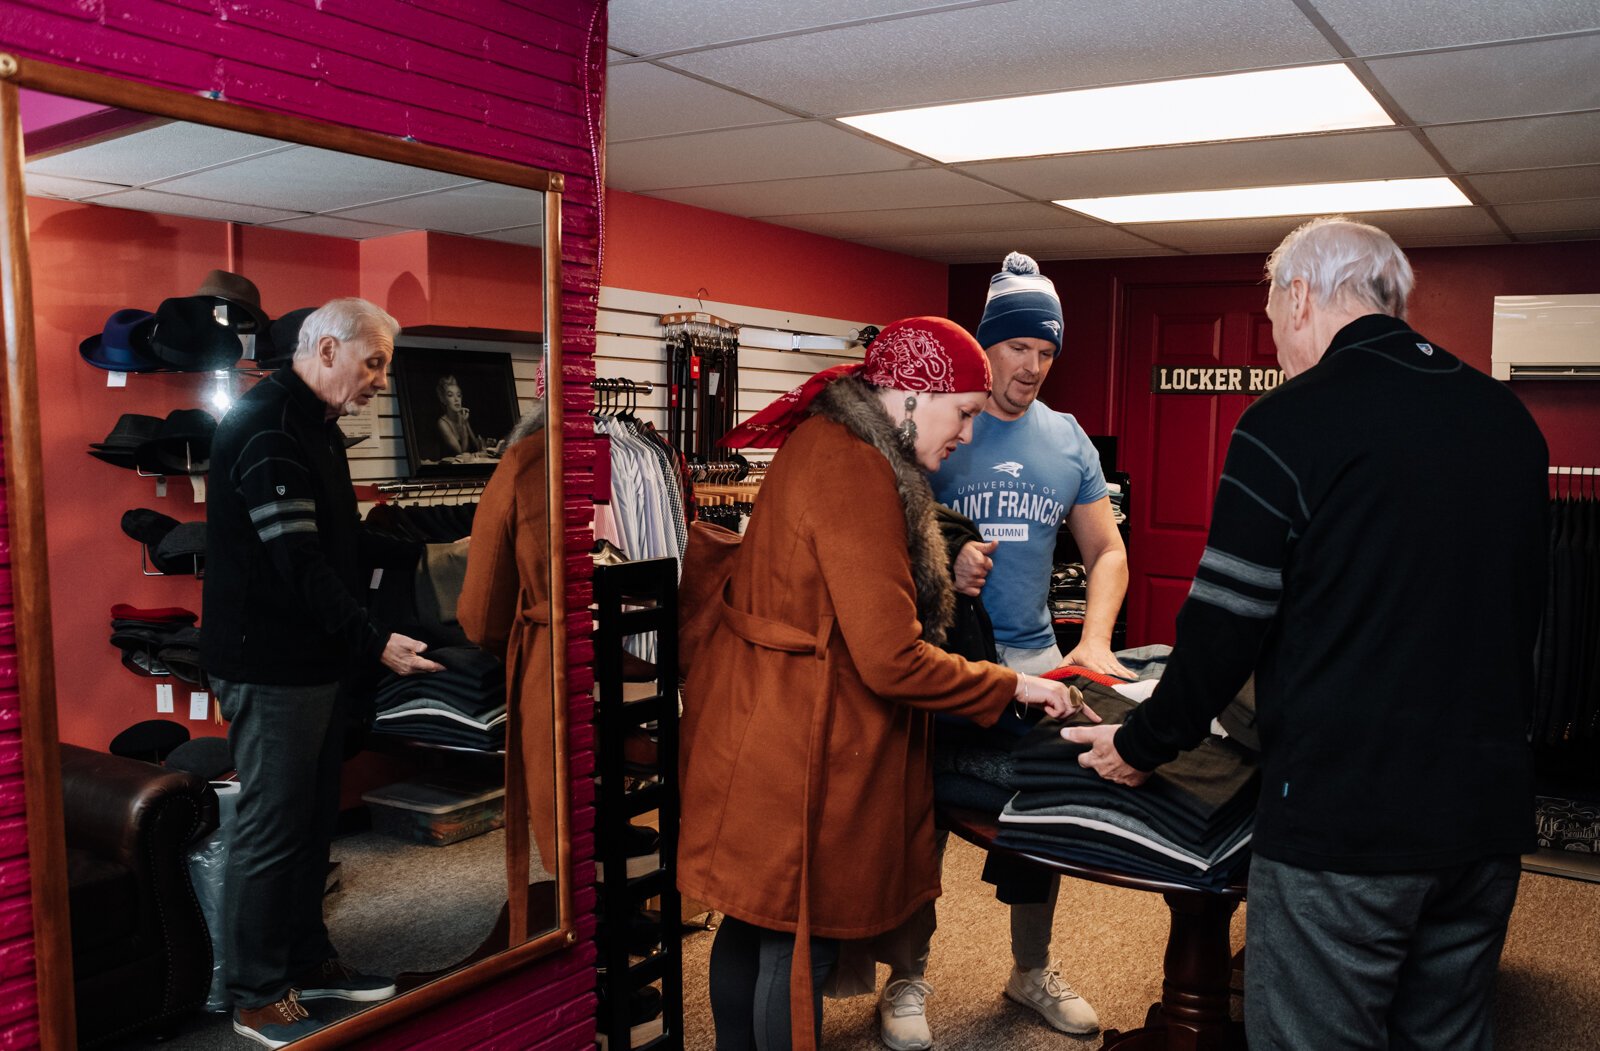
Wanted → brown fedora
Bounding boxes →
[191,269,270,333]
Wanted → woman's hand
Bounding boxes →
[1015,674,1101,722]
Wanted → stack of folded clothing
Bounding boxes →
[996,680,1257,891]
[369,645,506,750]
[109,604,204,682]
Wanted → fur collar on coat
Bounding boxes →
[810,375,954,646]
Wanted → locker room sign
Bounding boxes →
[1151,365,1286,394]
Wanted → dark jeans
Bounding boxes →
[214,676,344,1010]
[1245,853,1521,1051]
[709,916,840,1051]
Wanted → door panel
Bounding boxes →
[1121,282,1272,644]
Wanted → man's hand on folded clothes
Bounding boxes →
[1062,724,1148,787]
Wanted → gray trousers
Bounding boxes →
[214,677,344,1009]
[877,642,1064,978]
[1244,853,1521,1051]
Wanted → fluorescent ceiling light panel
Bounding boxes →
[1055,178,1472,223]
[840,65,1393,163]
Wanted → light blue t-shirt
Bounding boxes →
[930,402,1108,649]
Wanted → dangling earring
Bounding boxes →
[897,395,918,443]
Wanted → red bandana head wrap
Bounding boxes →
[720,316,990,450]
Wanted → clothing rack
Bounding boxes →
[661,311,739,460]
[594,378,654,415]
[374,478,487,503]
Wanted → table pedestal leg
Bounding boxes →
[1099,891,1245,1051]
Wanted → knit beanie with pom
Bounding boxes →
[974,251,1063,352]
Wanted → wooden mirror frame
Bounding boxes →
[0,54,573,1049]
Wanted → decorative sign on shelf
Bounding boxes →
[1151,365,1287,394]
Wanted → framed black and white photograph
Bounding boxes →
[392,346,521,478]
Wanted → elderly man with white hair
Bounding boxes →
[1065,217,1548,1051]
[201,297,445,1047]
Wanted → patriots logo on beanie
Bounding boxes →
[975,251,1064,352]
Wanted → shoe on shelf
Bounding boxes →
[233,992,324,1048]
[878,977,934,1051]
[293,958,398,1002]
[1003,962,1099,1034]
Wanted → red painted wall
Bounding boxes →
[949,240,1600,468]
[605,189,949,320]
[0,1,608,1047]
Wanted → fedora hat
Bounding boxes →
[193,269,270,331]
[150,296,255,371]
[79,308,162,373]
[89,413,164,469]
[133,408,216,476]
[257,306,315,370]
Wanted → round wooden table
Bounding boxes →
[939,804,1247,1050]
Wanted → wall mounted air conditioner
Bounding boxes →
[1491,294,1600,380]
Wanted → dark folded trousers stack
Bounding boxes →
[369,645,506,750]
[994,682,1258,891]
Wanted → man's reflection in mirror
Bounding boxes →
[199,298,447,1046]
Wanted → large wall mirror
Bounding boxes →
[0,57,571,1049]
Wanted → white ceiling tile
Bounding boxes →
[153,145,478,211]
[1466,165,1600,204]
[756,202,1097,238]
[1312,0,1600,54]
[474,224,546,247]
[1396,231,1515,246]
[945,246,1185,262]
[330,182,544,234]
[607,122,925,191]
[1425,112,1600,171]
[960,129,1444,200]
[86,189,306,225]
[661,0,1336,116]
[26,122,294,185]
[606,0,949,55]
[1495,197,1600,233]
[1516,227,1600,241]
[607,62,800,140]
[259,215,413,239]
[1366,35,1600,124]
[21,172,126,200]
[860,225,1162,258]
[1130,207,1503,250]
[644,168,1021,216]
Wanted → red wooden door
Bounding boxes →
[1120,282,1277,645]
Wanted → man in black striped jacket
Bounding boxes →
[201,297,443,1048]
[1065,218,1548,1051]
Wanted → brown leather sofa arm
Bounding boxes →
[58,742,219,869]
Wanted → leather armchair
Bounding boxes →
[60,742,219,1047]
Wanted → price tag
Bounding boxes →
[190,474,206,502]
[189,691,210,721]
[155,477,167,498]
[708,371,721,396]
[106,371,127,388]
[369,568,384,590]
[690,355,701,380]
[156,683,174,714]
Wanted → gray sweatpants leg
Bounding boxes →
[215,677,344,1010]
[1244,854,1520,1051]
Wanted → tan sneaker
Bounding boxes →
[233,991,324,1048]
[878,977,934,1050]
[1003,963,1099,1034]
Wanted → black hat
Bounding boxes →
[165,736,233,780]
[79,308,162,373]
[109,719,190,763]
[133,408,216,476]
[258,306,315,370]
[154,522,206,576]
[150,296,259,371]
[89,413,164,469]
[120,649,172,678]
[157,627,205,682]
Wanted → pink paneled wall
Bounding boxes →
[0,2,606,1048]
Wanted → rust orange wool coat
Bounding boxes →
[458,425,559,878]
[678,383,1018,1032]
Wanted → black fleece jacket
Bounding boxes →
[200,368,411,685]
[1115,314,1548,872]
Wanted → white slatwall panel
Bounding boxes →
[594,287,873,456]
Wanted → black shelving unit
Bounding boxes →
[594,558,682,1051]
[1052,470,1131,655]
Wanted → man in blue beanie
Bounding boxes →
[874,253,1130,1047]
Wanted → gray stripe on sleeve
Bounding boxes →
[1189,578,1279,619]
[1199,547,1283,590]
[257,520,318,543]
[249,499,316,523]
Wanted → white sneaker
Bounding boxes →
[878,977,934,1050]
[1003,962,1099,1034]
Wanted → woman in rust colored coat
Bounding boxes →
[678,318,1093,1050]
